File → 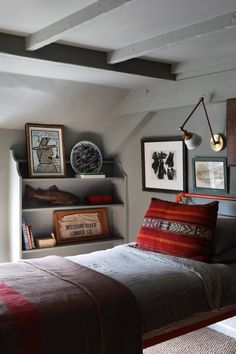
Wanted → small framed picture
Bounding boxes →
[141,137,187,193]
[25,123,66,178]
[192,156,228,193]
[53,208,109,244]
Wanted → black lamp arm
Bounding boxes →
[201,98,217,145]
[179,97,203,131]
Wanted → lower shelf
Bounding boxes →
[22,237,124,259]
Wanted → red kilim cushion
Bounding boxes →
[136,198,219,262]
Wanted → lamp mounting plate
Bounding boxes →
[210,134,224,152]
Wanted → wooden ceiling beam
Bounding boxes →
[0,33,175,81]
[108,11,236,64]
[172,52,236,80]
[26,0,135,51]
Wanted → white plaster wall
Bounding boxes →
[0,129,24,262]
[0,74,128,262]
[0,72,128,132]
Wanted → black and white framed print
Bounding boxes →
[141,137,187,193]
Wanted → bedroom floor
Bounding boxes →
[143,327,236,354]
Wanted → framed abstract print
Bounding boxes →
[141,137,187,193]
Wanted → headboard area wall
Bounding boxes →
[176,192,236,216]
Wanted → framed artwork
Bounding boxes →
[53,208,109,244]
[192,156,228,193]
[25,123,66,178]
[141,137,187,193]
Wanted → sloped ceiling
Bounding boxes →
[0,0,235,134]
[0,71,128,130]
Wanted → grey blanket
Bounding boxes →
[68,244,236,333]
[0,255,142,354]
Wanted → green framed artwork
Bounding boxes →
[192,156,228,193]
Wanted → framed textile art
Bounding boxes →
[25,123,66,178]
[53,208,109,244]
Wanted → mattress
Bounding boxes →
[68,243,236,334]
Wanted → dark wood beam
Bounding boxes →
[227,98,236,166]
[0,32,175,81]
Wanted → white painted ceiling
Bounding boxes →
[0,0,235,86]
[0,0,235,131]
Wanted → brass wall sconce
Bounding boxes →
[179,96,224,151]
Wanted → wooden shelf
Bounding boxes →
[9,149,127,261]
[22,237,124,259]
[23,203,125,212]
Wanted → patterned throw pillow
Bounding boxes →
[136,198,219,262]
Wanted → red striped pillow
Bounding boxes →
[136,198,219,262]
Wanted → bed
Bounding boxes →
[1,192,236,353]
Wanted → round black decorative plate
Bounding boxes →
[70,141,103,174]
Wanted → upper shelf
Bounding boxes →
[17,159,125,179]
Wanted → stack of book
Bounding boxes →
[22,217,35,250]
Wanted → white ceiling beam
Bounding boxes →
[0,53,154,89]
[26,0,135,51]
[107,11,236,64]
[175,60,236,80]
[172,52,236,80]
[114,69,236,117]
[172,53,236,74]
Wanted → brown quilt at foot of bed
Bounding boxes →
[0,256,142,354]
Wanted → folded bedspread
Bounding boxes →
[0,255,142,354]
[68,243,236,334]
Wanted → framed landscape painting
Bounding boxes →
[192,156,228,193]
[25,123,66,178]
[141,137,187,193]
